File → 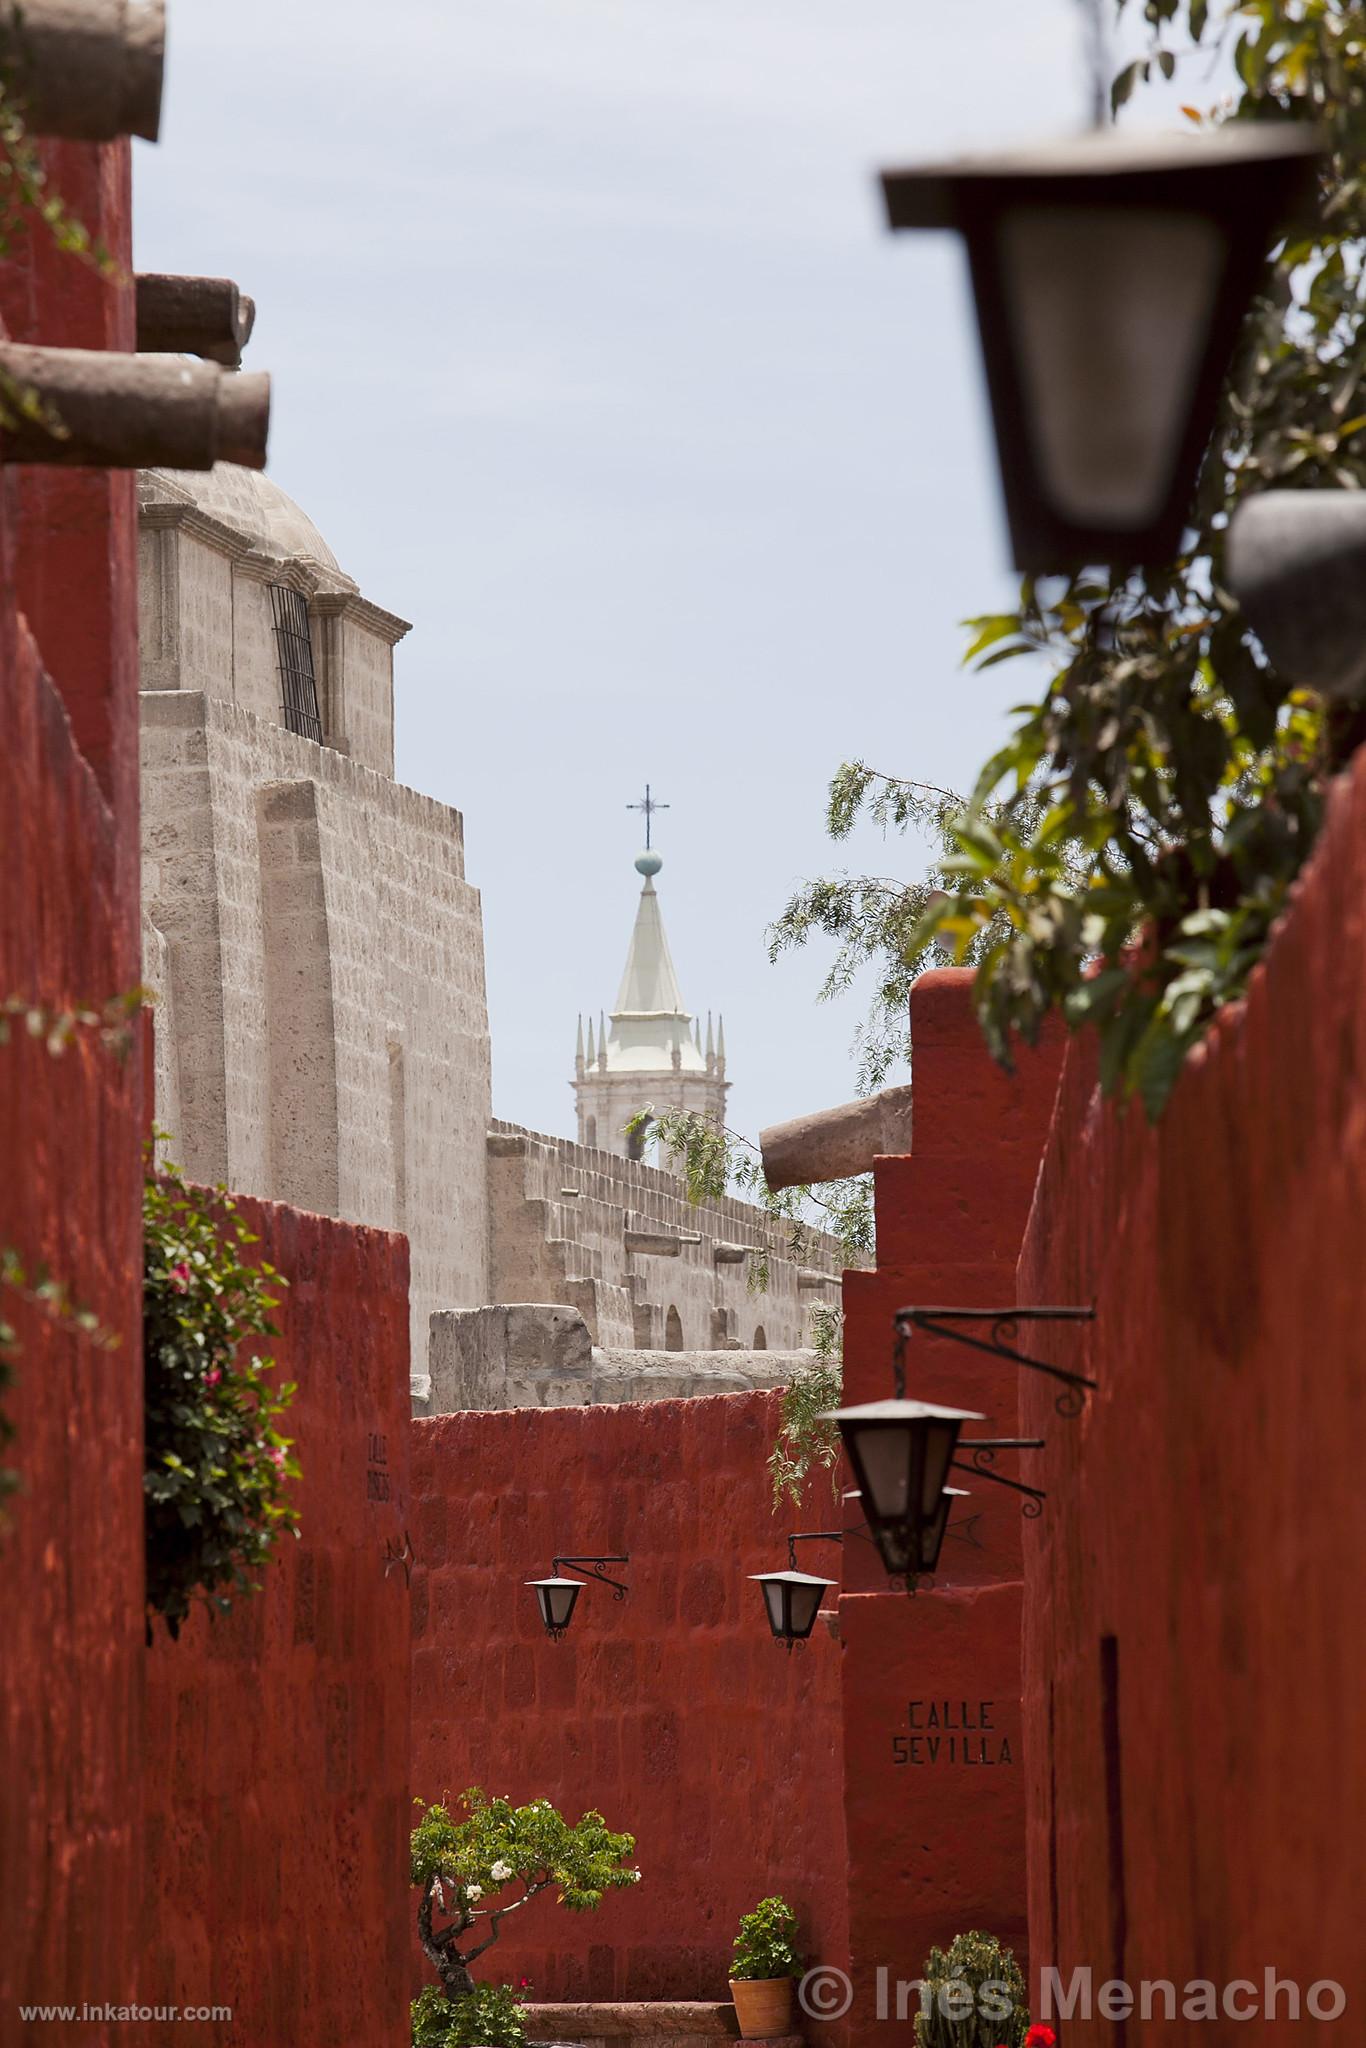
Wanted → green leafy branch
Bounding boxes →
[790,3,1366,1118]
[413,1791,638,2008]
[769,1300,844,1509]
[625,1108,867,1506]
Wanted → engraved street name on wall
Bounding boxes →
[891,1699,1014,1766]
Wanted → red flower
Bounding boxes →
[1025,2027,1057,2048]
[168,1261,191,1293]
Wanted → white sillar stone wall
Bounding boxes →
[141,690,493,1374]
[486,1119,842,1354]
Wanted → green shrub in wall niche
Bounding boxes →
[143,1157,298,1638]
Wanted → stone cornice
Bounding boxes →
[136,485,410,639]
[307,588,411,645]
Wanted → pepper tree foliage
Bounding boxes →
[625,1107,870,1505]
[778,1,1366,1118]
[412,1791,639,2015]
[144,1159,299,1637]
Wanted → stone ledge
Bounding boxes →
[523,2005,758,2040]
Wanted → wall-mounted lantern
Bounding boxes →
[879,127,1324,570]
[752,1568,838,1647]
[753,1530,843,1645]
[526,1554,629,1640]
[862,1485,972,1580]
[820,1395,985,1568]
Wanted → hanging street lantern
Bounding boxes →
[751,1568,838,1648]
[860,1485,971,1580]
[525,1575,583,1640]
[525,1554,630,1640]
[822,1397,985,1563]
[879,126,1325,570]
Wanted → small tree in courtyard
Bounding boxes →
[412,1789,640,2031]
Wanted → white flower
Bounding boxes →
[490,1860,513,1884]
[630,1870,642,1882]
[464,1883,483,1902]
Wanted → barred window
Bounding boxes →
[269,584,323,742]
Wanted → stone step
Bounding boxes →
[523,2005,803,2046]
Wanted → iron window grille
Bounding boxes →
[269,584,323,742]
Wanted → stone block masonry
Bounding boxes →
[486,1121,840,1361]
[1017,738,1366,2032]
[142,1194,413,2048]
[836,971,1063,2044]
[427,1303,808,1411]
[0,134,149,2046]
[411,1393,848,2010]
[141,688,493,1375]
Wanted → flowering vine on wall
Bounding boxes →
[143,1156,299,1638]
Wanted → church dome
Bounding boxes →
[140,463,343,573]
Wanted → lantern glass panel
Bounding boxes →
[918,1486,968,1574]
[787,1578,827,1640]
[917,1417,961,1515]
[526,1576,581,1634]
[762,1579,786,1634]
[997,204,1223,527]
[850,1420,911,1521]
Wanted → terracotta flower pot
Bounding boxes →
[730,1976,794,2039]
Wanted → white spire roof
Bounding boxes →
[614,878,685,1016]
[603,855,705,1075]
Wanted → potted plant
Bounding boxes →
[729,1896,804,2039]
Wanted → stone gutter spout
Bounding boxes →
[2,0,166,142]
[0,345,270,470]
[759,1084,913,1190]
[135,274,257,368]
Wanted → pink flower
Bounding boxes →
[204,1367,222,1389]
[270,1447,287,1472]
[168,1261,191,1293]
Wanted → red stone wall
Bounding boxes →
[838,972,1062,2048]
[142,1196,413,2048]
[0,140,148,2045]
[1017,750,1366,2042]
[411,1395,848,2009]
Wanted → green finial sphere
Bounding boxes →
[634,849,663,877]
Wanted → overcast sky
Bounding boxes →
[134,1,1171,1148]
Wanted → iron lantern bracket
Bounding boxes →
[952,1441,1048,1520]
[785,1529,845,1570]
[894,1304,1097,1416]
[551,1554,630,1602]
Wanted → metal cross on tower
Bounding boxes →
[626,783,670,850]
